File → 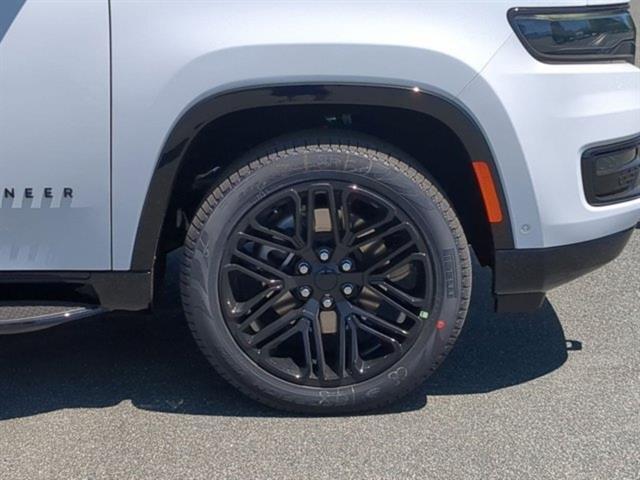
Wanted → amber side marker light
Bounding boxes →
[472,161,504,224]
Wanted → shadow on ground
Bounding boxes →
[0,255,574,419]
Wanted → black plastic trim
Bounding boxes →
[508,4,636,65]
[582,134,640,206]
[0,271,152,311]
[131,83,515,271]
[495,292,547,313]
[494,227,633,312]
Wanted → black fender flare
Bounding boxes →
[130,84,514,271]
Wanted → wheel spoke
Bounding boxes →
[374,281,425,308]
[349,304,409,338]
[335,302,351,377]
[305,186,316,248]
[369,285,422,323]
[352,316,402,354]
[347,315,364,375]
[228,285,281,318]
[220,263,283,317]
[340,189,354,245]
[350,222,410,251]
[249,218,297,247]
[278,251,297,271]
[250,308,302,347]
[221,262,280,287]
[233,249,288,280]
[369,252,431,307]
[341,188,397,247]
[307,300,331,381]
[300,319,314,379]
[238,289,289,330]
[325,184,342,247]
[345,207,395,247]
[364,240,415,275]
[258,317,306,353]
[237,231,298,255]
[375,251,430,279]
[287,189,305,248]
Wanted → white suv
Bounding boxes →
[0,1,638,413]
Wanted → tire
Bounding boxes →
[181,130,471,414]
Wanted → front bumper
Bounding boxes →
[459,34,640,250]
[494,227,634,312]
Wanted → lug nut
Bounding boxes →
[321,295,334,309]
[341,283,355,296]
[340,258,354,272]
[299,286,312,299]
[318,248,331,262]
[297,261,311,275]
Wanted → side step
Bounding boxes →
[0,304,106,335]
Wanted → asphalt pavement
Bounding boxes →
[0,229,638,479]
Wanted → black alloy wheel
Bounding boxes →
[220,181,436,387]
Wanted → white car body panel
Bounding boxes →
[0,0,110,270]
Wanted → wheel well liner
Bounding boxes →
[131,84,514,271]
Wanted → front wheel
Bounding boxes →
[181,131,471,413]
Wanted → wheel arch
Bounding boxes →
[131,84,515,272]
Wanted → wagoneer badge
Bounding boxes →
[3,187,74,199]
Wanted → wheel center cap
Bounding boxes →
[314,267,338,291]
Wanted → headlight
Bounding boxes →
[509,5,636,64]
